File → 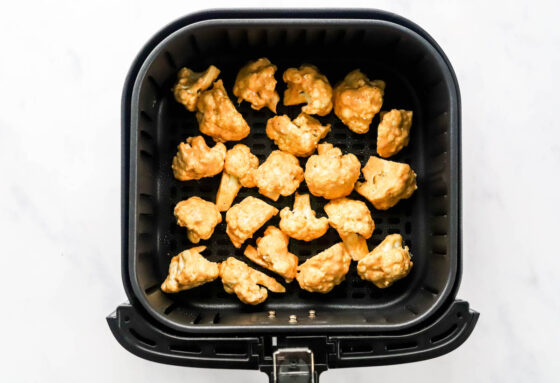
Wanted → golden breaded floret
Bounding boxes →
[224,144,259,187]
[244,226,298,282]
[174,197,222,243]
[266,113,331,157]
[333,70,385,134]
[304,143,361,199]
[161,246,219,293]
[296,243,351,293]
[354,156,417,210]
[324,198,374,261]
[377,109,413,157]
[226,196,279,248]
[196,80,250,142]
[173,65,220,111]
[233,58,279,113]
[255,151,304,201]
[357,234,412,288]
[279,193,329,241]
[171,136,226,181]
[283,65,333,116]
[216,144,259,211]
[219,257,285,305]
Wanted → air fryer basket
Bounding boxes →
[109,9,477,381]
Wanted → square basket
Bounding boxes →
[109,9,477,380]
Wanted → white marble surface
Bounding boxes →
[1,0,559,381]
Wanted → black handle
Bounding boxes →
[107,300,478,377]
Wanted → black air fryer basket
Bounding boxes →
[108,9,478,382]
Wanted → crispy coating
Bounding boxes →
[377,109,413,157]
[226,196,279,248]
[216,144,259,211]
[173,65,221,111]
[255,151,304,201]
[266,113,331,157]
[216,173,242,213]
[219,257,285,305]
[279,193,329,241]
[233,58,279,113]
[357,234,412,288]
[304,143,361,199]
[171,136,226,181]
[196,80,250,142]
[296,243,351,293]
[161,246,219,293]
[324,198,374,261]
[244,226,298,282]
[224,144,259,187]
[174,197,222,243]
[283,65,333,116]
[355,156,417,210]
[333,70,385,134]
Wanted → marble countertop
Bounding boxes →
[1,0,558,382]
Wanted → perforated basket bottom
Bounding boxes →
[153,57,422,312]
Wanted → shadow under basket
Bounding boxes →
[109,9,477,382]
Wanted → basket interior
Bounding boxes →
[129,19,458,333]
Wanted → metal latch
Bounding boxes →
[273,348,315,383]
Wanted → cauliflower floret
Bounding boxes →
[279,193,329,241]
[174,197,222,243]
[161,246,219,293]
[196,80,250,142]
[171,136,226,181]
[172,65,220,111]
[304,143,361,199]
[219,257,285,305]
[296,243,351,293]
[266,113,331,157]
[244,226,298,282]
[226,196,279,248]
[377,109,413,157]
[233,58,279,113]
[324,198,374,261]
[355,156,417,210]
[333,70,385,134]
[283,65,333,116]
[216,144,259,211]
[357,234,412,288]
[255,150,304,201]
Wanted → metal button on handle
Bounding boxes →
[273,348,314,383]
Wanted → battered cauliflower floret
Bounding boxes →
[283,65,333,116]
[266,113,331,157]
[357,234,412,288]
[226,196,279,248]
[377,109,413,157]
[161,246,219,293]
[355,156,417,210]
[233,58,279,113]
[219,257,285,305]
[171,136,226,181]
[196,80,250,142]
[304,143,361,199]
[244,226,298,282]
[174,197,222,243]
[172,65,220,111]
[216,144,259,211]
[324,198,374,261]
[255,151,304,201]
[279,193,329,241]
[296,243,351,293]
[333,70,385,134]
